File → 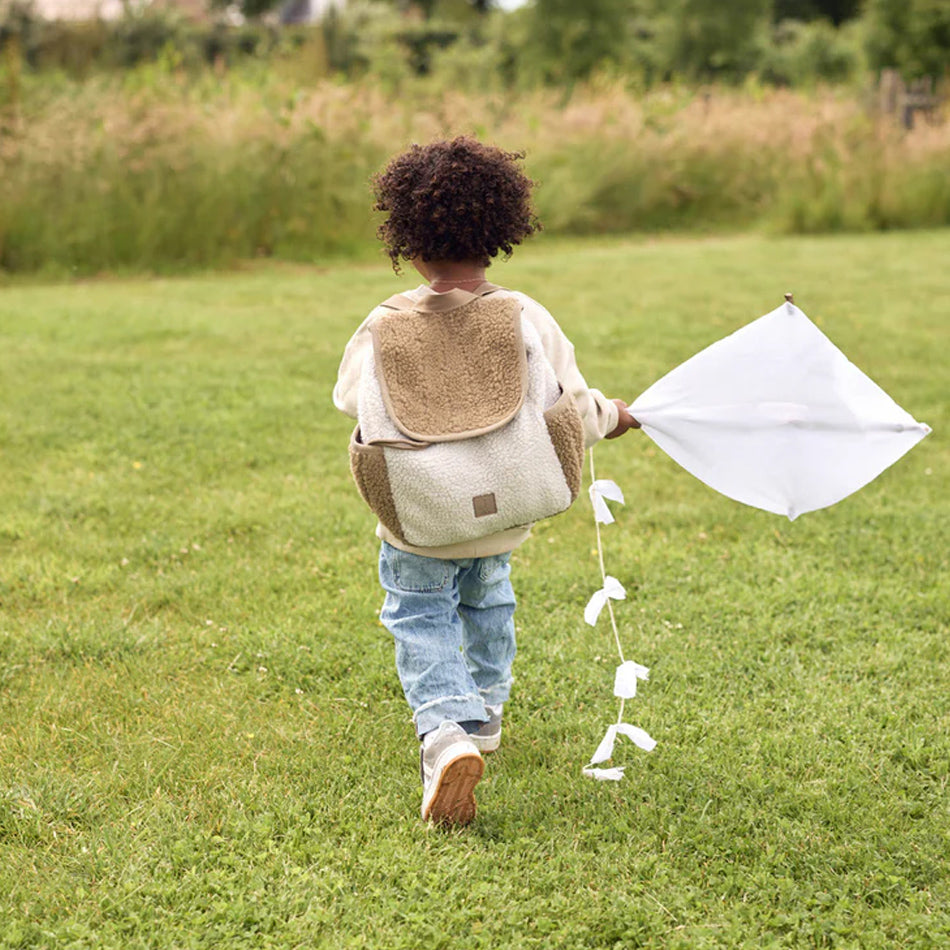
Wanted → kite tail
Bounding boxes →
[582,448,657,782]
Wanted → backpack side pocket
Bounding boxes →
[543,388,585,501]
[349,427,406,543]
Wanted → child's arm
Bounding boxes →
[516,293,634,446]
[332,310,383,418]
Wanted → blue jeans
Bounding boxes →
[378,541,517,738]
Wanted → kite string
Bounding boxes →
[590,448,626,668]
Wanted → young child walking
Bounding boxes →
[333,137,639,826]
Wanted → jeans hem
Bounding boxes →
[478,680,513,706]
[412,692,488,738]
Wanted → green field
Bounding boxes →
[1,231,947,948]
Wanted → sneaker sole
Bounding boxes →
[422,751,485,826]
[470,730,501,754]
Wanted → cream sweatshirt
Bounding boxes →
[333,285,619,558]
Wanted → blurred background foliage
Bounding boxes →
[0,0,947,274]
[1,0,947,86]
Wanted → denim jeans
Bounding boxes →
[378,541,517,738]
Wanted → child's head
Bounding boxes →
[372,136,541,272]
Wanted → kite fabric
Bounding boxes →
[630,300,931,520]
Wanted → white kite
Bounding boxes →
[583,297,931,781]
[629,298,931,519]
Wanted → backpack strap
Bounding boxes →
[379,293,418,310]
[379,282,508,313]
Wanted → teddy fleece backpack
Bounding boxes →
[348,284,586,549]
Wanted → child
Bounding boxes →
[333,137,638,826]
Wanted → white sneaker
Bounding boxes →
[420,721,484,826]
[470,703,503,753]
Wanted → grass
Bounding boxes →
[0,230,947,948]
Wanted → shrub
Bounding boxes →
[760,18,864,87]
[0,3,284,76]
[864,0,950,80]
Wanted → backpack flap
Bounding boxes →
[370,295,528,443]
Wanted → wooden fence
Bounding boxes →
[878,69,942,129]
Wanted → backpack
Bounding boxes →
[348,284,585,549]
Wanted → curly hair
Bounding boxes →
[372,137,541,271]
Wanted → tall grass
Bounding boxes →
[1,68,948,274]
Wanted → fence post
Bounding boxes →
[881,70,940,129]
[879,68,901,117]
[2,32,22,134]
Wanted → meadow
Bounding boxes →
[0,229,948,948]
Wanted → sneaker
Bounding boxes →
[420,721,484,826]
[470,703,503,754]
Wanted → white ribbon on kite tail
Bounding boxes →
[584,575,626,626]
[582,766,626,782]
[589,479,625,525]
[614,660,650,699]
[583,724,658,782]
[590,723,658,763]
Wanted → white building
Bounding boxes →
[27,0,126,18]
[25,0,217,20]
[279,0,344,25]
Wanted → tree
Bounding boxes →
[772,0,862,26]
[865,0,950,78]
[388,0,494,19]
[660,0,771,79]
[526,0,637,82]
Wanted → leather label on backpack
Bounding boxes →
[472,493,498,518]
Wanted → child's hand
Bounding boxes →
[605,399,641,439]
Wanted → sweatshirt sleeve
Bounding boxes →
[514,292,619,447]
[332,308,385,419]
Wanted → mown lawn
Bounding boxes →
[0,231,947,949]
